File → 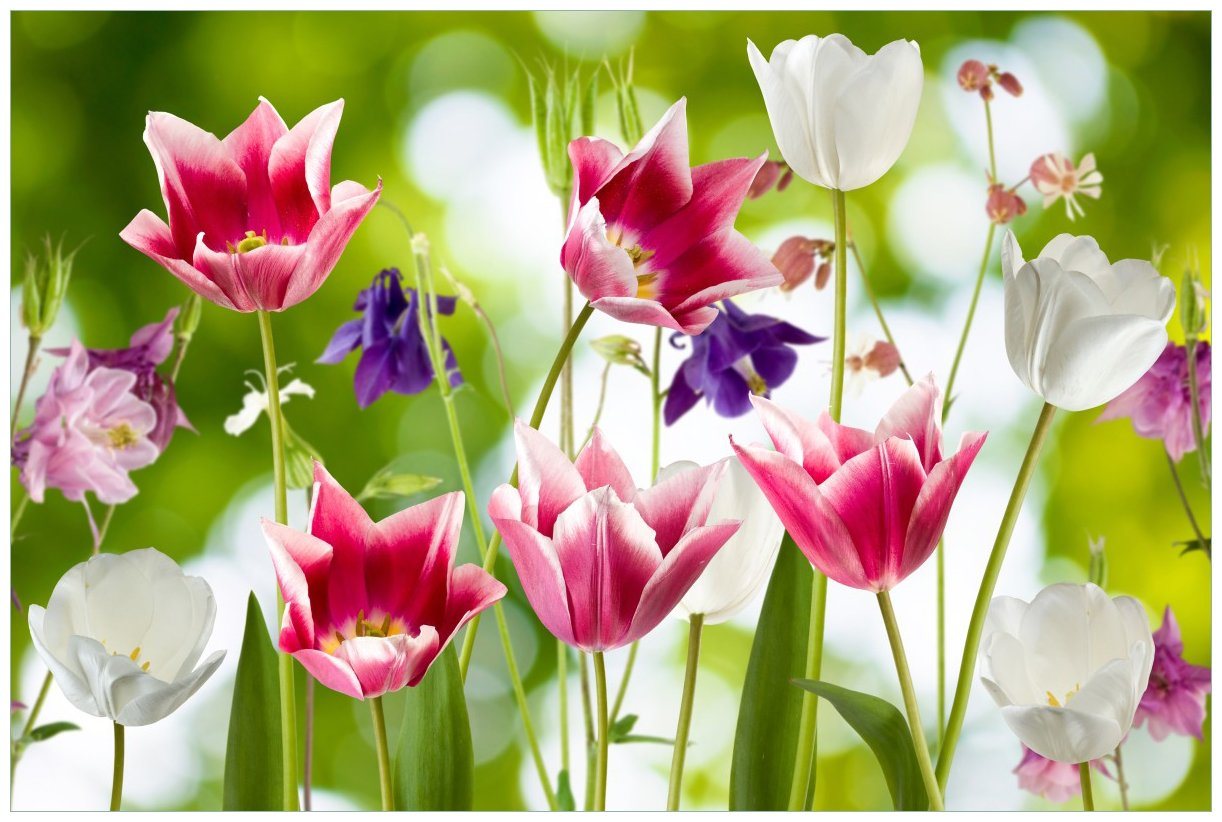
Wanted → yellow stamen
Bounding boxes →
[141,661,150,672]
[107,423,139,450]
[1045,690,1061,708]
[129,646,141,662]
[636,273,659,301]
[235,230,269,254]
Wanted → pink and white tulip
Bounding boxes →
[121,98,381,312]
[731,376,985,591]
[489,422,741,652]
[262,462,505,699]
[561,99,782,335]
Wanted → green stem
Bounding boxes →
[944,223,997,422]
[936,402,1057,790]
[937,538,946,745]
[110,722,124,812]
[558,639,570,774]
[877,591,944,811]
[256,310,300,812]
[10,671,52,788]
[609,633,639,725]
[10,334,41,437]
[1113,744,1130,811]
[666,614,703,811]
[1079,762,1095,811]
[11,492,29,540]
[984,97,997,182]
[1185,338,1210,488]
[578,362,613,452]
[847,242,913,386]
[1164,447,1208,549]
[593,651,609,812]
[828,189,848,421]
[558,198,576,779]
[580,654,597,812]
[369,697,393,811]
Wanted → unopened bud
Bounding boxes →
[748,161,784,199]
[1180,266,1209,340]
[773,236,818,291]
[814,261,832,291]
[996,72,1023,97]
[986,183,1027,225]
[21,236,79,339]
[1087,535,1108,588]
[863,340,901,378]
[175,293,202,342]
[590,334,648,373]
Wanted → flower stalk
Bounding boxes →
[110,722,124,812]
[1185,337,1211,488]
[1079,762,1095,811]
[11,335,41,437]
[666,614,704,810]
[369,697,393,812]
[593,651,610,812]
[1164,448,1208,550]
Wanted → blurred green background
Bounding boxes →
[9,10,1210,811]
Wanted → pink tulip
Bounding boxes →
[561,98,782,335]
[262,462,505,699]
[731,376,986,591]
[17,340,160,505]
[488,422,741,652]
[121,98,381,312]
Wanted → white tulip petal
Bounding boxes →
[981,631,1038,706]
[29,606,100,717]
[1019,583,1101,697]
[748,38,826,187]
[1040,313,1170,411]
[1114,596,1156,689]
[984,594,1029,638]
[1000,703,1123,763]
[1040,234,1111,283]
[114,650,226,727]
[1103,259,1177,321]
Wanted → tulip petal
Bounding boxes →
[269,99,344,242]
[193,237,308,313]
[29,605,99,717]
[901,431,986,581]
[433,564,508,667]
[114,650,226,727]
[262,518,333,651]
[999,703,1122,764]
[491,516,578,647]
[120,210,236,310]
[981,630,1039,707]
[589,296,717,335]
[593,98,693,234]
[1040,313,1170,412]
[293,647,365,700]
[223,97,289,238]
[279,179,382,311]
[309,461,374,627]
[661,230,784,320]
[747,37,827,188]
[749,394,842,482]
[628,520,740,641]
[574,428,638,500]
[874,374,943,470]
[1019,583,1114,702]
[512,420,587,535]
[633,459,725,555]
[568,136,624,221]
[334,629,440,698]
[367,492,464,629]
[562,198,637,306]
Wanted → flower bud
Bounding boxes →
[1180,266,1209,340]
[21,236,79,339]
[283,423,323,491]
[526,61,597,198]
[986,183,1027,224]
[957,59,989,92]
[175,293,202,342]
[747,161,784,199]
[1088,535,1108,588]
[996,71,1023,97]
[863,340,901,377]
[590,334,648,374]
[773,236,817,291]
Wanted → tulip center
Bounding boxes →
[103,641,152,673]
[107,423,139,450]
[233,230,269,254]
[321,609,409,654]
[1044,683,1081,708]
[606,227,658,298]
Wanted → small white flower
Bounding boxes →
[28,548,225,726]
[224,374,315,436]
[1029,152,1103,221]
[843,333,901,398]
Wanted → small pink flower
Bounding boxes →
[996,71,1023,97]
[844,334,902,397]
[732,376,985,591]
[121,98,382,312]
[18,341,160,505]
[1014,746,1110,803]
[1098,341,1211,461]
[773,236,834,292]
[1029,152,1103,221]
[562,99,782,335]
[747,160,786,199]
[489,422,740,652]
[986,182,1028,225]
[262,462,505,699]
[1134,606,1211,741]
[957,60,990,92]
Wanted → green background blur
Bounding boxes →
[9,10,1211,811]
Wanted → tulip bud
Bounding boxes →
[21,236,79,339]
[590,334,648,374]
[175,293,202,343]
[996,71,1023,97]
[957,59,989,92]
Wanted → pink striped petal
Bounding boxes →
[268,99,344,242]
[901,431,987,582]
[512,420,586,536]
[490,516,577,647]
[574,427,637,499]
[551,488,661,651]
[293,648,364,700]
[432,563,507,666]
[874,374,944,471]
[262,518,332,651]
[192,238,307,313]
[626,520,740,644]
[589,295,718,335]
[594,98,693,235]
[818,438,926,589]
[750,394,844,482]
[279,179,381,311]
[816,412,876,464]
[309,461,373,626]
[562,198,637,305]
[334,629,440,698]
[222,98,288,238]
[662,230,783,316]
[119,210,236,310]
[567,136,624,224]
[633,459,726,555]
[730,439,869,589]
[365,492,464,626]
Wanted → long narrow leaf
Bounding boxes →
[393,644,473,810]
[223,593,284,810]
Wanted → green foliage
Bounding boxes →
[27,721,79,742]
[356,465,443,503]
[21,235,78,338]
[524,57,597,198]
[393,644,474,811]
[223,593,284,811]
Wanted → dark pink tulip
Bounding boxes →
[262,462,505,699]
[731,376,986,592]
[489,422,741,652]
[121,98,382,312]
[561,98,782,335]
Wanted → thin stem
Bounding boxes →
[558,639,570,774]
[1164,447,1208,548]
[1186,338,1211,487]
[10,334,41,438]
[1113,744,1130,811]
[368,697,394,811]
[666,614,703,811]
[580,654,596,812]
[303,677,314,811]
[593,651,609,812]
[787,571,827,810]
[937,402,1058,790]
[651,326,663,481]
[828,189,848,421]
[984,97,997,182]
[11,492,29,540]
[578,362,613,452]
[169,335,191,382]
[110,722,125,812]
[256,310,300,812]
[10,671,52,786]
[937,537,946,744]
[609,641,638,723]
[877,591,944,811]
[847,242,913,386]
[943,223,997,423]
[1079,762,1095,811]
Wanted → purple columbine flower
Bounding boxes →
[318,268,461,409]
[1134,605,1211,741]
[664,299,823,425]
[1098,341,1211,461]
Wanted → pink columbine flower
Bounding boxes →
[1098,341,1211,461]
[121,98,382,312]
[17,341,159,505]
[1029,152,1102,221]
[1014,746,1110,803]
[1134,606,1211,741]
[561,98,783,335]
[732,376,985,591]
[773,236,834,292]
[261,462,505,699]
[488,422,741,652]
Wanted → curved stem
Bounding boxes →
[1186,338,1211,487]
[666,614,703,810]
[609,635,639,725]
[1164,448,1208,549]
[593,651,609,812]
[10,334,41,438]
[368,697,393,811]
[10,671,52,788]
[1113,743,1130,811]
[1079,762,1095,811]
[877,591,944,811]
[984,98,997,182]
[110,723,124,812]
[936,402,1057,790]
[256,310,300,811]
[943,223,997,422]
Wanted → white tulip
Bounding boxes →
[980,582,1153,763]
[747,34,923,191]
[661,457,785,625]
[28,548,225,727]
[1003,232,1175,412]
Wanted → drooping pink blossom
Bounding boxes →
[1134,606,1211,741]
[1029,152,1103,221]
[1098,341,1211,461]
[1014,746,1110,803]
[121,98,382,312]
[957,60,990,93]
[561,98,783,335]
[489,422,740,652]
[17,341,160,505]
[732,376,985,591]
[262,461,505,699]
[773,236,834,292]
[986,182,1028,225]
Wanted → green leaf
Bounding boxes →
[556,769,576,811]
[393,644,473,810]
[791,679,929,811]
[608,712,638,741]
[283,422,323,491]
[27,721,79,742]
[729,535,812,810]
[357,467,443,503]
[223,593,284,811]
